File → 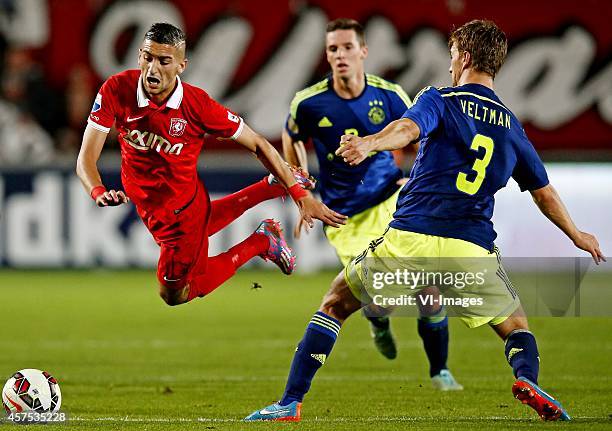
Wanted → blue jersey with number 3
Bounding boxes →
[391,84,549,251]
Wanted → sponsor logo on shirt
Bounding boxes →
[124,129,184,155]
[169,118,188,137]
[127,114,146,122]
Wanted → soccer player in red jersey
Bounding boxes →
[76,23,346,306]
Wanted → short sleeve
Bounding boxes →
[88,77,118,133]
[512,128,549,192]
[388,84,412,120]
[401,86,445,140]
[200,92,243,140]
[285,94,307,142]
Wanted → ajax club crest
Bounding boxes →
[368,100,385,125]
[169,118,187,137]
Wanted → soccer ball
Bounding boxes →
[2,369,61,414]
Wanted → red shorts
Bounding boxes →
[138,181,210,290]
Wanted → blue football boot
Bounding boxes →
[244,400,302,422]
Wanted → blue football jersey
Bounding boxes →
[392,83,549,251]
[286,74,410,217]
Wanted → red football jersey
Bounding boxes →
[88,69,243,214]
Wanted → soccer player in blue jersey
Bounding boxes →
[245,19,605,422]
[283,18,462,390]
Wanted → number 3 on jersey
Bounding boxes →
[456,134,494,195]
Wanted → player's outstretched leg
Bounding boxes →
[492,308,570,421]
[245,271,362,422]
[207,165,315,236]
[159,219,293,304]
[186,219,294,301]
[207,178,284,236]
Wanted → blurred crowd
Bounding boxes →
[0,31,99,166]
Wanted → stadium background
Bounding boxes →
[0,0,610,270]
[0,1,611,428]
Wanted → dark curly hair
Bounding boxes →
[449,20,507,78]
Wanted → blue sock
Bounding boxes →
[505,329,539,384]
[417,313,449,377]
[280,311,341,405]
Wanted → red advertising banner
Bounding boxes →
[9,0,612,152]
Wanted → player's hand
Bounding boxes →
[295,194,347,228]
[573,231,606,264]
[396,177,409,186]
[335,134,374,166]
[95,189,130,207]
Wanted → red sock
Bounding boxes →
[187,233,269,300]
[208,178,286,236]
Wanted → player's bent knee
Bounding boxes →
[157,270,191,306]
[319,272,362,322]
[158,284,188,306]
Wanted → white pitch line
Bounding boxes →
[68,415,605,423]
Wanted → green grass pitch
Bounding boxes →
[0,269,611,430]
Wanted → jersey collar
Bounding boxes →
[137,75,184,109]
[328,73,368,101]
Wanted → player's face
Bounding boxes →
[449,42,468,86]
[138,39,187,100]
[326,30,367,79]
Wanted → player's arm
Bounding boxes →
[336,118,420,166]
[282,128,315,238]
[76,125,129,207]
[234,123,346,228]
[338,86,442,166]
[281,129,308,173]
[530,184,605,264]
